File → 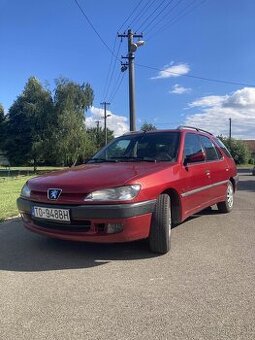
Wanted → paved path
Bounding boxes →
[0,175,254,340]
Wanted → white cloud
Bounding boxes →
[152,62,190,80]
[169,84,191,95]
[86,106,128,137]
[185,87,255,139]
[189,95,227,108]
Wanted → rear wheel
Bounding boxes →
[217,181,234,213]
[149,194,171,254]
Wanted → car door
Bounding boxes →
[199,135,229,201]
[179,133,212,218]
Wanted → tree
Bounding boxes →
[0,104,4,124]
[140,122,157,131]
[0,104,5,149]
[3,77,94,167]
[219,136,251,164]
[4,77,53,168]
[50,78,94,166]
[86,126,114,152]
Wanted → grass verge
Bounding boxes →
[0,166,64,171]
[0,175,35,221]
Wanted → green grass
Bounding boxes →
[0,166,64,171]
[0,175,35,221]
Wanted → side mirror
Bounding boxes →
[184,151,205,165]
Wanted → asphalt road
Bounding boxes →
[0,174,254,340]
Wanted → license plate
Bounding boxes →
[32,206,70,222]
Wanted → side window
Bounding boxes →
[184,133,203,162]
[214,144,223,159]
[215,138,233,158]
[200,136,219,161]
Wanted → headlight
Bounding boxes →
[84,185,141,201]
[21,183,31,198]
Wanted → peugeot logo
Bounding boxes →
[47,188,62,200]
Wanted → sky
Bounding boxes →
[1,0,255,139]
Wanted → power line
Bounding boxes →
[74,0,120,60]
[128,0,157,30]
[104,39,123,100]
[109,72,126,103]
[108,71,122,100]
[144,0,185,36]
[117,0,145,32]
[136,0,174,32]
[102,37,118,100]
[135,63,255,87]
[146,0,207,40]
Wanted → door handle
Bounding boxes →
[205,170,211,176]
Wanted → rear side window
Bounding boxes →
[200,136,219,161]
[215,138,233,158]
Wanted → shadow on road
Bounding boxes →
[237,178,255,192]
[0,219,157,272]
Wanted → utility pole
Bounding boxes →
[118,29,144,131]
[229,118,232,140]
[229,117,232,150]
[95,120,100,132]
[95,120,100,146]
[100,102,110,145]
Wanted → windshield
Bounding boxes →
[88,132,180,163]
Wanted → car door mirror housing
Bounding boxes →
[184,151,205,165]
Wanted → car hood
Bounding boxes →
[28,162,174,193]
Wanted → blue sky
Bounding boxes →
[1,0,255,138]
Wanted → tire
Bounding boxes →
[149,194,171,254]
[217,181,234,213]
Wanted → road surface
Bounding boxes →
[0,174,254,340]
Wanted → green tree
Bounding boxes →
[50,78,94,166]
[219,136,251,164]
[140,122,157,131]
[0,104,5,149]
[86,126,114,152]
[4,77,53,168]
[0,104,4,123]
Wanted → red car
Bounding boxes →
[17,126,238,254]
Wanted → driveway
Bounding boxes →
[0,175,254,340]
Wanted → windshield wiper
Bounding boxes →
[109,156,156,162]
[86,158,118,163]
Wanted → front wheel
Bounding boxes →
[217,181,234,213]
[149,194,171,254]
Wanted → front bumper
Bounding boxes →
[17,198,156,243]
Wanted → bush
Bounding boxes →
[218,136,251,165]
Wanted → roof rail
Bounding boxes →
[123,130,146,135]
[177,125,213,136]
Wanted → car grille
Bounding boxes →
[31,217,91,232]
